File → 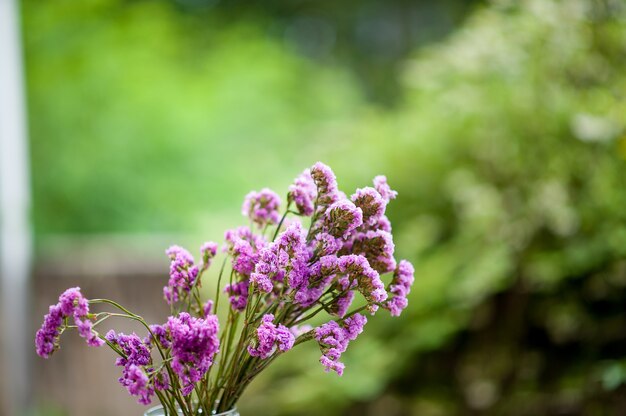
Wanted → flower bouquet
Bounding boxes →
[35,162,415,415]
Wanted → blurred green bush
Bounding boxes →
[25,0,362,235]
[247,1,626,415]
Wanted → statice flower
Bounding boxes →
[35,305,64,358]
[311,232,341,258]
[324,200,363,239]
[339,255,387,311]
[250,222,309,294]
[166,312,220,396]
[329,291,355,318]
[35,287,103,358]
[164,246,199,304]
[106,331,152,367]
[248,314,295,359]
[148,325,171,349]
[224,226,266,276]
[385,260,415,317]
[200,241,219,271]
[351,230,397,274]
[224,226,266,251]
[294,255,339,307]
[224,280,249,311]
[105,330,156,404]
[242,188,281,227]
[315,313,367,375]
[288,168,317,216]
[310,162,340,212]
[351,187,386,226]
[373,175,398,203]
[121,364,153,405]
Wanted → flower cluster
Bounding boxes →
[385,260,415,317]
[247,314,295,359]
[164,246,199,304]
[35,287,103,358]
[105,330,161,404]
[315,313,368,376]
[35,162,415,414]
[242,188,281,227]
[165,312,220,396]
[250,222,309,294]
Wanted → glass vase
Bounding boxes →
[143,405,239,416]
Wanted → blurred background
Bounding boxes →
[1,0,625,414]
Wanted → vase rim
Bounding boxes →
[144,404,238,415]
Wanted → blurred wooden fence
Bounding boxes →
[30,238,176,416]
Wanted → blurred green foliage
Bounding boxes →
[25,0,363,235]
[245,1,626,415]
[25,0,626,415]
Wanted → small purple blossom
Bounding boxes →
[224,227,265,277]
[310,162,340,211]
[105,330,155,404]
[315,313,367,375]
[251,222,309,294]
[373,175,397,202]
[164,246,199,305]
[339,255,388,307]
[351,187,386,226]
[351,230,397,274]
[324,200,363,239]
[295,255,340,307]
[120,364,154,405]
[311,232,341,257]
[248,314,295,359]
[329,291,355,318]
[225,280,249,311]
[289,168,317,216]
[34,304,64,358]
[147,325,171,349]
[35,287,103,358]
[166,312,220,396]
[385,260,415,317]
[242,188,281,227]
[200,241,219,271]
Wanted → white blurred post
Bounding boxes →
[0,0,32,415]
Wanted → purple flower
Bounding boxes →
[166,312,220,396]
[224,280,249,311]
[310,162,340,212]
[324,200,363,239]
[147,325,171,349]
[224,227,265,277]
[294,255,339,307]
[105,330,156,404]
[351,230,397,274]
[251,222,309,294]
[385,260,415,317]
[329,291,355,318]
[200,241,219,271]
[242,188,281,227]
[248,314,295,359]
[311,232,341,257]
[35,287,103,358]
[315,313,367,375]
[351,187,386,226]
[224,226,266,251]
[120,364,154,405]
[164,246,199,305]
[35,304,64,358]
[339,255,388,308]
[373,175,397,203]
[289,168,317,216]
